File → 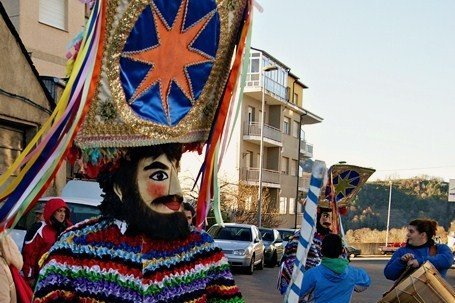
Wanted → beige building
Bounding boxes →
[0,1,86,195]
[1,0,86,77]
[181,48,323,228]
[0,3,56,192]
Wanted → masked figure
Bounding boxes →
[31,0,251,302]
[278,206,333,295]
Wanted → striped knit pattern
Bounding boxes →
[33,217,244,303]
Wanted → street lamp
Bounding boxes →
[258,64,278,228]
[385,181,392,246]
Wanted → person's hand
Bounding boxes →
[400,253,414,262]
[407,259,420,268]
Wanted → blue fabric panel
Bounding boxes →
[187,62,213,101]
[152,0,181,27]
[191,13,220,58]
[123,6,158,52]
[168,82,192,125]
[184,0,216,30]
[119,57,152,102]
[130,84,168,124]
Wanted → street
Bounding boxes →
[233,259,455,303]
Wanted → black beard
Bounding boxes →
[99,185,190,241]
[121,189,190,241]
[317,222,332,236]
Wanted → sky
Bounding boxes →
[251,0,455,182]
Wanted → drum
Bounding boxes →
[379,261,455,303]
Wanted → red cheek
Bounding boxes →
[147,183,167,198]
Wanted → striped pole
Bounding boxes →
[285,160,326,303]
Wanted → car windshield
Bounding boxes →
[14,202,100,231]
[209,226,252,241]
[260,230,274,241]
[279,230,295,241]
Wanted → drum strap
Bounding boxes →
[382,245,436,298]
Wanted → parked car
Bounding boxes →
[345,246,361,259]
[276,228,298,248]
[10,180,102,251]
[259,228,284,267]
[378,242,406,255]
[207,223,265,274]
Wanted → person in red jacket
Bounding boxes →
[22,198,71,287]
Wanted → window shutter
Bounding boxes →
[39,0,67,30]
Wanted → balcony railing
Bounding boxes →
[245,73,288,102]
[240,167,281,185]
[300,140,313,158]
[243,122,282,143]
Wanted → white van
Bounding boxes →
[10,180,103,251]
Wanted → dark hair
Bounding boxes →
[409,218,438,240]
[183,202,196,225]
[321,234,343,258]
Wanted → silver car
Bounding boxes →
[208,223,265,274]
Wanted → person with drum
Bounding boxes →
[384,218,453,281]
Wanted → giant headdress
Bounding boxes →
[0,0,252,230]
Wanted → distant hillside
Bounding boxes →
[341,177,454,231]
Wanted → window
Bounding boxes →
[291,160,298,176]
[0,124,25,175]
[247,106,255,124]
[293,92,299,104]
[39,0,68,30]
[281,157,289,174]
[244,151,252,168]
[283,117,290,135]
[279,197,287,214]
[289,198,295,214]
[292,120,299,138]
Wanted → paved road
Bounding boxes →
[234,258,455,302]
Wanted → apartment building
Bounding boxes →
[180,48,323,228]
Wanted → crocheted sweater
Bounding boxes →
[33,217,243,303]
[277,230,324,295]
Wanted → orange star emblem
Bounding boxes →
[121,0,215,119]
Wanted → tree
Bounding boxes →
[230,182,281,227]
[181,176,281,227]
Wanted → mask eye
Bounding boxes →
[150,171,169,181]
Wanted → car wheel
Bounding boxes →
[268,252,278,267]
[246,256,255,275]
[257,253,264,270]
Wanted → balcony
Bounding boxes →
[240,167,281,188]
[243,122,282,147]
[300,140,313,158]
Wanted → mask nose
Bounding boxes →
[168,165,182,197]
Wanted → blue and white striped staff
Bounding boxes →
[284,160,326,303]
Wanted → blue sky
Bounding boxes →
[251,0,455,181]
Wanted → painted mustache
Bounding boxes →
[152,195,184,211]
